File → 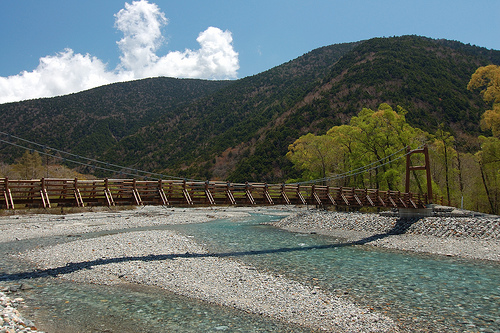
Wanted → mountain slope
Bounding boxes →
[101,41,361,179]
[0,77,231,161]
[227,36,500,181]
[106,36,499,182]
[1,36,499,183]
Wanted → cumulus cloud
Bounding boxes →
[0,0,239,104]
[114,0,167,76]
[151,27,239,80]
[0,49,121,104]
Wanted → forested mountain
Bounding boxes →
[1,35,499,183]
[0,78,232,157]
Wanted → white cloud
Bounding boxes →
[151,27,239,79]
[0,49,121,104]
[0,0,239,104]
[114,0,167,76]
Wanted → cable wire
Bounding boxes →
[1,130,426,186]
[0,132,199,181]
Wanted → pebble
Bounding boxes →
[0,206,251,243]
[0,291,43,333]
[3,207,399,332]
[21,229,399,332]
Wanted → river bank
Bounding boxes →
[2,206,399,332]
[269,207,500,262]
[1,205,498,332]
[1,290,43,333]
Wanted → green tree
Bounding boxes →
[338,104,426,190]
[468,65,500,213]
[431,127,457,205]
[286,133,339,181]
[476,136,500,214]
[287,104,428,191]
[326,125,363,186]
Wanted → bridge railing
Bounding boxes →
[1,177,430,210]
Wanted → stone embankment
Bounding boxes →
[270,206,500,261]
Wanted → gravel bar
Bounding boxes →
[1,291,44,333]
[3,205,498,332]
[2,206,398,332]
[269,208,500,262]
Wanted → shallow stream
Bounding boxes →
[1,211,499,332]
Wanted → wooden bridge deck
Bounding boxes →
[1,177,430,210]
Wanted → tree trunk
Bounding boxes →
[456,150,464,208]
[480,163,496,214]
[444,143,451,205]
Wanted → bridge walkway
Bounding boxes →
[1,177,430,210]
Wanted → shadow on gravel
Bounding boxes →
[0,218,420,282]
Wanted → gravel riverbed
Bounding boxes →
[270,208,500,262]
[1,205,499,332]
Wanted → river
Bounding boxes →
[1,211,499,332]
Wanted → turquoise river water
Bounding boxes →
[1,211,499,332]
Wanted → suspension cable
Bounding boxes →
[0,131,199,181]
[1,130,426,185]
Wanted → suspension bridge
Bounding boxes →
[0,131,436,211]
[1,177,435,210]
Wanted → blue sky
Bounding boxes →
[1,0,499,104]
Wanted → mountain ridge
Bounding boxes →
[1,35,499,182]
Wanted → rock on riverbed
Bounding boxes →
[1,291,43,333]
[4,205,498,332]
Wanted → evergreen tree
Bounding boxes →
[14,150,43,179]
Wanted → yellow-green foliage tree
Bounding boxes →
[287,104,428,191]
[346,104,427,190]
[476,136,500,214]
[468,65,500,214]
[325,125,363,187]
[287,98,497,213]
[468,65,500,137]
[430,127,457,205]
[427,130,482,210]
[286,133,339,182]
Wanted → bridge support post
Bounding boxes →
[2,177,14,209]
[405,145,433,204]
[40,178,51,208]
